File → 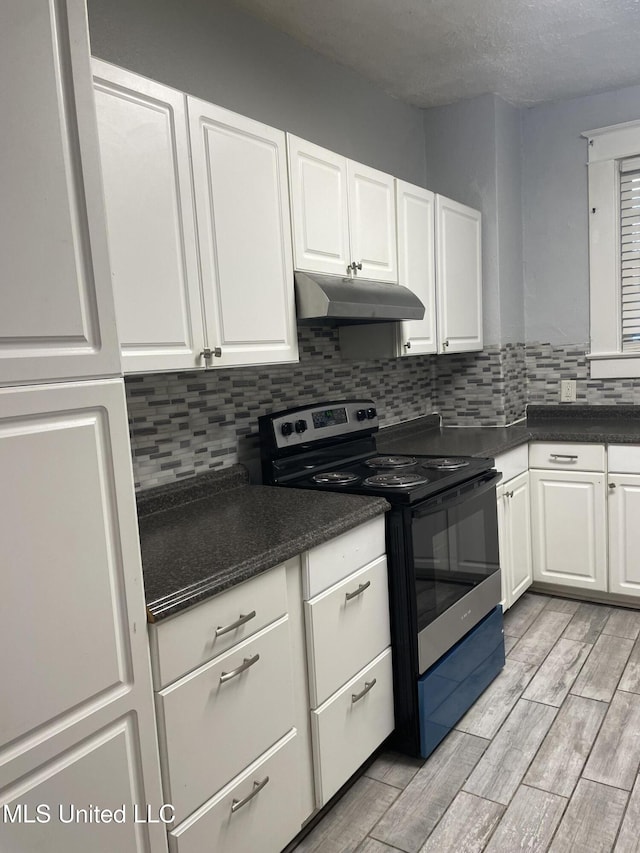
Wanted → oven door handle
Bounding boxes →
[412,470,502,518]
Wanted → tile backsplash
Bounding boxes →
[130,333,638,492]
[127,325,439,490]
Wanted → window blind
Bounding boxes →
[621,156,640,352]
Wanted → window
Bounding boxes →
[584,119,640,378]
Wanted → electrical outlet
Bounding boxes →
[560,379,577,403]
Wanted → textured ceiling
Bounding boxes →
[232,0,640,107]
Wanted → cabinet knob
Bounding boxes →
[443,340,449,348]
[404,341,411,349]
[609,482,616,490]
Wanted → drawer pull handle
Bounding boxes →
[345,580,371,601]
[231,776,270,813]
[352,678,377,704]
[549,454,578,462]
[215,610,256,638]
[219,653,260,684]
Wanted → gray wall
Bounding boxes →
[423,94,524,346]
[522,81,640,344]
[495,97,524,344]
[86,0,427,186]
[423,95,499,344]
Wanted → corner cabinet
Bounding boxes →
[435,196,483,354]
[287,135,398,282]
[93,61,298,374]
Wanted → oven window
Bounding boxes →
[412,483,500,632]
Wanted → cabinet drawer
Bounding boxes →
[495,444,528,482]
[302,516,386,599]
[150,563,288,688]
[168,729,301,853]
[157,617,295,822]
[609,444,640,473]
[305,556,390,706]
[529,442,605,472]
[311,648,394,806]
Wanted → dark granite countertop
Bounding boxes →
[378,405,640,460]
[138,467,389,622]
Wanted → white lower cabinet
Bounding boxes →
[529,443,607,593]
[530,469,607,591]
[150,516,392,850]
[150,559,309,853]
[302,516,393,807]
[304,555,390,706]
[156,617,295,822]
[497,471,533,610]
[311,649,394,805]
[608,474,640,595]
[167,731,300,853]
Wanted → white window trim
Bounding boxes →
[584,119,640,378]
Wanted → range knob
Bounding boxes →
[295,419,307,434]
[356,409,367,422]
[280,421,293,437]
[366,407,377,420]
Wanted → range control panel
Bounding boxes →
[261,400,379,450]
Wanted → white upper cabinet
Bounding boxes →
[288,135,397,282]
[188,97,298,367]
[92,60,205,373]
[0,0,119,386]
[396,181,437,355]
[93,64,298,373]
[286,136,351,277]
[436,195,483,353]
[347,160,398,282]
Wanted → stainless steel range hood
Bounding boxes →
[294,271,425,324]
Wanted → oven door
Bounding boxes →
[411,471,502,672]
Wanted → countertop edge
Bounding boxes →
[145,497,389,622]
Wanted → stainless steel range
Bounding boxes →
[259,400,505,759]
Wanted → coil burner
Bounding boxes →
[422,457,471,470]
[311,471,360,485]
[365,455,417,469]
[363,472,429,489]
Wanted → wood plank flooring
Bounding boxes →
[292,593,640,852]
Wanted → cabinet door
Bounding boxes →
[287,135,351,277]
[500,472,533,609]
[0,380,166,850]
[93,60,206,373]
[0,0,119,386]
[530,470,607,591]
[608,474,640,596]
[396,181,437,355]
[435,196,483,353]
[348,161,398,283]
[189,100,298,366]
[0,719,166,853]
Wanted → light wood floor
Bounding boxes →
[294,593,640,852]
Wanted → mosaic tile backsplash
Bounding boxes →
[128,332,638,491]
[127,325,441,490]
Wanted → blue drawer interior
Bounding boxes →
[417,605,505,758]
